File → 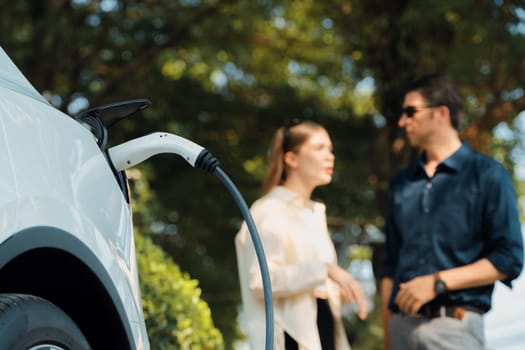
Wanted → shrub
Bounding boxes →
[136,232,224,349]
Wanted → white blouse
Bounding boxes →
[235,186,351,350]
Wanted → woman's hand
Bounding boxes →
[326,262,368,320]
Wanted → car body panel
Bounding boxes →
[0,47,149,349]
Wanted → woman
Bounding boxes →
[235,119,368,350]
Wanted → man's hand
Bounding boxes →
[395,274,435,316]
[381,278,393,350]
[326,263,368,320]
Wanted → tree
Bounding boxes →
[338,0,525,189]
[3,1,525,347]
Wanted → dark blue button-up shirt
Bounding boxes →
[381,142,524,313]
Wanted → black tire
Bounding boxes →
[0,293,91,350]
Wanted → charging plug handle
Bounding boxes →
[108,132,218,172]
[107,131,273,349]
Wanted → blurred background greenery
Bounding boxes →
[3,0,525,348]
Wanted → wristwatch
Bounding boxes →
[433,272,448,295]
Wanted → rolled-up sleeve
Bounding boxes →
[484,164,524,287]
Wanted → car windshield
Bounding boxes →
[0,47,48,105]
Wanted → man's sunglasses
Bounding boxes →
[400,104,439,118]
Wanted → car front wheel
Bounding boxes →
[0,293,91,350]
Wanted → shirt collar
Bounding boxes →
[270,186,318,210]
[412,141,473,178]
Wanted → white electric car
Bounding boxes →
[0,47,150,349]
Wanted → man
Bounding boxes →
[380,74,524,350]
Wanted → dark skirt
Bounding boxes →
[285,298,335,350]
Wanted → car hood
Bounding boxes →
[0,46,49,105]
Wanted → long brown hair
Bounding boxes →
[261,120,325,195]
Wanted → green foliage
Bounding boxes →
[136,232,224,350]
[131,168,223,349]
[346,245,373,264]
[4,1,525,347]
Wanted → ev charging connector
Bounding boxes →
[108,131,274,350]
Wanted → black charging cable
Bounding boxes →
[107,134,275,349]
[196,149,274,350]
